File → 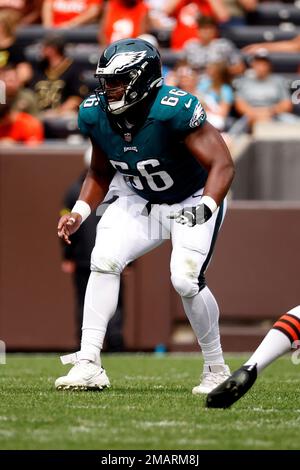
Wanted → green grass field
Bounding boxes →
[0,353,299,450]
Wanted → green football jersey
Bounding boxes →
[78,84,208,204]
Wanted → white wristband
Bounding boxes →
[201,195,218,214]
[71,200,91,224]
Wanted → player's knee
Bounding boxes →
[171,274,199,298]
[91,256,123,275]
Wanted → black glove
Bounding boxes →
[168,203,212,227]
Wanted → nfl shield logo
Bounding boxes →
[124,133,132,142]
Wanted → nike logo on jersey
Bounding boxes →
[185,99,192,109]
[124,146,138,152]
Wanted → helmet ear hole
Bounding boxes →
[129,70,137,79]
[129,91,137,100]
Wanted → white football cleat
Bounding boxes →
[192,364,231,395]
[55,351,110,391]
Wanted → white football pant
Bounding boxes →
[81,173,227,367]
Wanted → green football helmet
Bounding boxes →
[95,38,163,115]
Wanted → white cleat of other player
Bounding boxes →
[192,364,231,395]
[55,351,110,391]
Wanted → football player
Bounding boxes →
[206,305,300,408]
[56,38,235,392]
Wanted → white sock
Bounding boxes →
[80,271,120,365]
[245,305,300,373]
[182,286,225,367]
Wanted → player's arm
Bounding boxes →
[185,121,234,206]
[77,140,114,209]
[57,140,115,244]
[169,121,234,227]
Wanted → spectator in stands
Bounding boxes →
[42,0,102,28]
[0,0,42,26]
[221,0,257,28]
[145,0,175,31]
[198,60,233,131]
[166,59,234,142]
[0,11,32,85]
[235,51,293,130]
[0,65,38,115]
[165,60,200,94]
[165,0,230,50]
[99,0,150,45]
[0,99,44,145]
[184,15,245,76]
[243,35,300,55]
[138,32,171,77]
[30,34,85,117]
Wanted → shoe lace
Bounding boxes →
[201,371,228,386]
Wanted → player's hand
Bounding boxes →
[168,203,212,227]
[57,213,82,245]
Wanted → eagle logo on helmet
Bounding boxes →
[96,50,147,75]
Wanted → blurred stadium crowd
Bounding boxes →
[0,0,300,145]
